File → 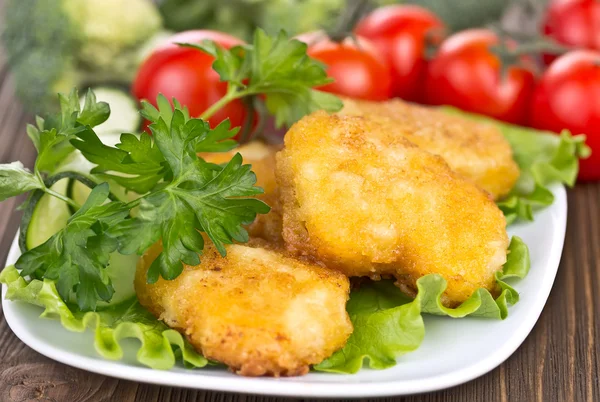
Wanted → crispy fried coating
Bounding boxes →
[200,141,283,245]
[276,112,510,306]
[338,97,519,200]
[135,241,352,377]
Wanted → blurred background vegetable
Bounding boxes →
[2,0,599,181]
[2,0,167,114]
[423,29,536,125]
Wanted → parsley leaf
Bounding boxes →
[117,107,269,283]
[15,183,129,311]
[0,162,44,201]
[140,95,239,153]
[28,88,110,174]
[182,28,343,128]
[71,127,167,194]
[72,95,241,194]
[75,97,270,283]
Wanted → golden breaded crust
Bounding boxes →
[135,242,352,376]
[276,112,509,306]
[339,97,519,200]
[200,141,283,244]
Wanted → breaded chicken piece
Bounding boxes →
[200,142,283,245]
[135,241,352,377]
[276,112,509,306]
[338,97,519,200]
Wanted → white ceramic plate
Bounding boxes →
[1,184,567,398]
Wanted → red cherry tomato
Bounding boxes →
[356,5,445,102]
[543,0,600,64]
[529,50,600,181]
[297,31,392,101]
[133,30,250,131]
[424,29,536,125]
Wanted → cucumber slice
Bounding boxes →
[96,253,139,309]
[59,152,139,207]
[67,179,92,209]
[80,87,140,136]
[26,179,71,249]
[67,177,137,207]
[24,175,139,309]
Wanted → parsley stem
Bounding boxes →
[200,92,237,121]
[45,188,80,210]
[124,198,142,209]
[200,88,253,121]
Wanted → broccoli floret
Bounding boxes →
[77,0,163,82]
[2,0,81,113]
[2,0,163,114]
[260,0,344,37]
[158,0,262,40]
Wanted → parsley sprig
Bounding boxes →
[181,28,343,129]
[74,96,270,283]
[1,88,109,206]
[16,183,129,311]
[2,91,269,311]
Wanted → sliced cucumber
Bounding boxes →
[26,178,71,249]
[59,151,139,206]
[80,87,141,136]
[24,175,139,309]
[96,253,139,309]
[67,177,138,206]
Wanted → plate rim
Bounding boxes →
[1,185,567,398]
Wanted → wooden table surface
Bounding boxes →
[0,49,599,402]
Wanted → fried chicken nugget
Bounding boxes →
[199,141,283,245]
[135,241,352,376]
[338,97,519,200]
[276,112,509,306]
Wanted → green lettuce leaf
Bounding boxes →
[314,280,424,374]
[0,265,207,370]
[315,237,529,373]
[442,107,590,224]
[417,236,529,319]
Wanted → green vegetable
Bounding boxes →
[76,0,162,82]
[182,28,343,128]
[2,0,163,114]
[24,175,138,309]
[417,236,529,319]
[259,0,344,38]
[25,178,71,249]
[0,88,270,310]
[0,162,44,202]
[443,107,590,224]
[315,280,424,374]
[16,183,130,311]
[72,96,270,283]
[316,237,529,374]
[317,127,533,374]
[28,89,110,175]
[79,87,141,137]
[498,129,589,224]
[0,266,206,370]
[158,0,261,39]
